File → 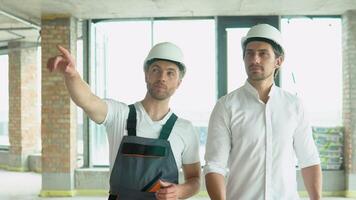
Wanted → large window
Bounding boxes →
[0,55,9,147]
[87,16,342,167]
[280,17,342,126]
[90,19,216,166]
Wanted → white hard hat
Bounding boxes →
[144,42,186,77]
[241,24,284,52]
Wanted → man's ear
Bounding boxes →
[275,56,284,69]
[176,79,182,88]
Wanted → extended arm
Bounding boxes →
[47,45,107,123]
[301,164,322,200]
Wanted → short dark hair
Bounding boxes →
[145,58,186,79]
[242,37,284,78]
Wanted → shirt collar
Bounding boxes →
[269,83,276,97]
[243,80,276,99]
[136,101,173,125]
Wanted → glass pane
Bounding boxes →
[281,18,342,126]
[0,55,9,146]
[91,19,216,166]
[36,47,42,152]
[76,39,84,167]
[91,24,109,166]
[153,19,216,165]
[91,21,151,166]
[100,21,152,103]
[227,28,249,92]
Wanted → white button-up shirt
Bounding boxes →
[204,81,320,200]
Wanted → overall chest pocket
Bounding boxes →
[122,143,167,158]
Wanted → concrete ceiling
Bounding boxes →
[0,0,355,49]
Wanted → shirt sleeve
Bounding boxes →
[181,122,200,165]
[102,99,128,138]
[293,99,321,168]
[101,99,114,126]
[203,100,231,176]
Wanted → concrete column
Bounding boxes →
[40,16,78,197]
[342,10,356,197]
[8,41,40,171]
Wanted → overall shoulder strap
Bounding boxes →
[126,104,137,136]
[159,113,178,140]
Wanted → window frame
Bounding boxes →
[0,53,9,150]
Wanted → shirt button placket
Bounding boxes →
[265,104,272,200]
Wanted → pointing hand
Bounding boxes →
[47,45,77,77]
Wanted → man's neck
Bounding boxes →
[248,79,274,103]
[141,96,170,121]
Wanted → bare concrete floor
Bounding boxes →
[0,169,354,200]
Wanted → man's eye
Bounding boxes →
[260,52,269,57]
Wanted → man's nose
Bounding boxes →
[158,72,167,81]
[251,54,261,64]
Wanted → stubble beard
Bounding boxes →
[147,84,174,101]
[247,68,274,82]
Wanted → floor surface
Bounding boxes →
[0,169,354,200]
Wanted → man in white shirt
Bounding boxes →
[204,24,322,200]
[47,42,200,200]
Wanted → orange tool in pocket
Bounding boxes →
[141,171,162,193]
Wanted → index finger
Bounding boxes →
[57,45,72,60]
[159,180,172,188]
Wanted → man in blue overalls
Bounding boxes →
[47,42,201,200]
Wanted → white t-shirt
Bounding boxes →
[102,100,200,173]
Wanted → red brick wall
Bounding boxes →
[41,17,77,175]
[8,41,40,171]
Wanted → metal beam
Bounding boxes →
[0,9,40,30]
[0,30,25,43]
[0,27,35,31]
